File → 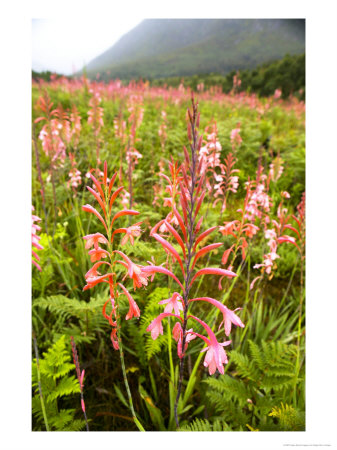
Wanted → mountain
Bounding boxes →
[84,19,305,80]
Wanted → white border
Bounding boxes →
[1,1,337,449]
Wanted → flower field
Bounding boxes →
[32,75,305,432]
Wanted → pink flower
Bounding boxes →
[189,267,237,287]
[189,297,244,336]
[277,235,296,245]
[118,283,140,320]
[113,222,142,246]
[220,306,245,336]
[172,323,196,358]
[243,223,259,238]
[254,252,280,274]
[147,312,182,340]
[219,221,239,236]
[88,247,110,262]
[190,315,231,375]
[274,89,282,99]
[114,250,149,289]
[202,340,231,375]
[159,292,184,315]
[148,316,164,340]
[85,261,111,282]
[265,229,276,240]
[83,233,108,250]
[83,273,112,291]
[172,322,183,341]
[230,127,242,149]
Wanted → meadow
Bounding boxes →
[31,74,305,431]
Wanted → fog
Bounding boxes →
[32,18,142,75]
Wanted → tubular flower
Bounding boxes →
[88,247,110,262]
[118,283,140,320]
[159,292,184,315]
[83,232,109,250]
[114,250,149,290]
[190,315,232,375]
[147,313,182,340]
[189,297,244,336]
[201,340,231,375]
[112,222,142,246]
[172,323,196,358]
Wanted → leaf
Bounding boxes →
[113,383,129,409]
[138,384,166,431]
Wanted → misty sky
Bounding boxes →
[32,18,142,75]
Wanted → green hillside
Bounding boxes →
[85,19,305,80]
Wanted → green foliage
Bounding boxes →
[152,54,305,99]
[33,295,108,349]
[31,74,305,431]
[139,287,170,360]
[269,403,305,431]
[203,340,304,431]
[138,382,166,431]
[180,417,234,431]
[32,335,85,431]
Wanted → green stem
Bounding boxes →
[33,335,50,431]
[105,182,145,432]
[182,265,243,408]
[115,312,145,431]
[167,318,176,430]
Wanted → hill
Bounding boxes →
[84,19,305,80]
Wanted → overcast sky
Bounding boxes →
[32,18,143,75]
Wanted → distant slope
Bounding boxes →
[85,19,305,80]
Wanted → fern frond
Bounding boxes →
[47,376,80,402]
[180,417,232,431]
[139,287,170,360]
[269,403,305,431]
[205,375,250,406]
[32,335,84,431]
[230,350,259,381]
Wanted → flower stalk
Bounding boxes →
[144,95,244,429]
[82,161,147,431]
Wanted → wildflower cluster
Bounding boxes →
[35,93,66,167]
[244,176,272,222]
[219,183,260,269]
[251,191,299,287]
[199,122,239,212]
